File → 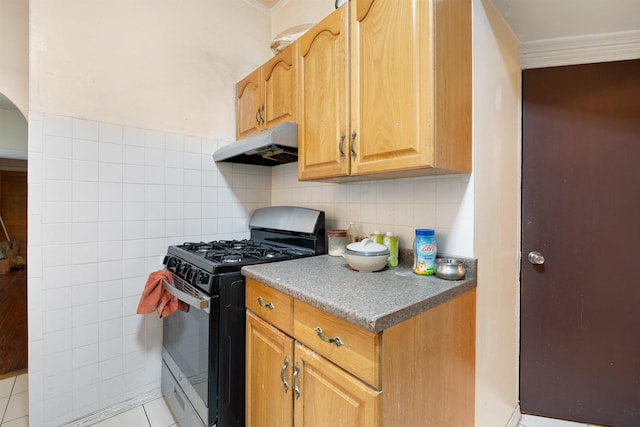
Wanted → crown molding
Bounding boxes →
[242,0,273,14]
[520,30,640,69]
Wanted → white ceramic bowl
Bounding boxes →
[343,238,390,272]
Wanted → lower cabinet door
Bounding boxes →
[293,341,380,427]
[246,311,294,427]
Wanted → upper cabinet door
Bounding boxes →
[263,43,297,130]
[236,43,299,141]
[236,68,262,140]
[297,5,350,181]
[350,0,434,176]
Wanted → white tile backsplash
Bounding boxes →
[99,123,123,144]
[73,160,99,181]
[73,323,99,348]
[44,114,73,137]
[122,164,145,183]
[73,181,100,201]
[123,126,145,147]
[98,182,123,202]
[43,135,73,159]
[73,119,100,141]
[43,223,72,245]
[271,163,472,255]
[71,283,99,306]
[73,139,99,161]
[44,157,73,181]
[99,143,123,163]
[72,303,99,328]
[28,113,272,425]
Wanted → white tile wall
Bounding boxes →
[29,112,471,426]
[28,112,272,426]
[271,163,473,256]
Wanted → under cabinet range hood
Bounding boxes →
[213,122,298,166]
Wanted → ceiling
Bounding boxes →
[489,0,640,43]
[251,0,640,43]
[3,0,638,114]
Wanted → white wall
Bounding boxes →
[473,0,521,425]
[27,1,274,425]
[27,113,271,425]
[0,0,28,118]
[21,0,521,425]
[270,0,334,39]
[0,108,28,157]
[29,0,273,139]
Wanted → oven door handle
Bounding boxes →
[162,279,210,313]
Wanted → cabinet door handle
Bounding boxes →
[314,327,343,347]
[255,108,261,127]
[292,362,301,400]
[338,133,346,160]
[257,296,274,310]
[259,104,265,126]
[350,131,358,160]
[280,356,289,392]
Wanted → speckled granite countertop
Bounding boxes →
[241,252,476,333]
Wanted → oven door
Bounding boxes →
[162,276,219,426]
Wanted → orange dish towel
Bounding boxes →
[137,270,189,318]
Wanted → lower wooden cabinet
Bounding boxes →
[246,311,379,427]
[246,311,294,427]
[294,340,380,426]
[245,278,476,427]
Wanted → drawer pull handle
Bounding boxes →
[280,356,289,393]
[257,296,274,310]
[292,362,301,400]
[314,327,343,347]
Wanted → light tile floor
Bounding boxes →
[92,398,177,427]
[0,373,28,427]
[2,372,612,427]
[0,373,177,427]
[519,413,605,427]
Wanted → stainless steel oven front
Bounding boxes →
[161,272,245,427]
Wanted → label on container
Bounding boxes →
[414,233,437,275]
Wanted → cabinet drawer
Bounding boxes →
[246,278,293,335]
[293,300,381,389]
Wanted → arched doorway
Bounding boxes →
[0,92,28,378]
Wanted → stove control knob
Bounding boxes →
[196,272,210,286]
[186,268,196,284]
[180,264,191,278]
[165,256,179,271]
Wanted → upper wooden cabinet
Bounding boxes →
[297,6,350,179]
[298,0,472,181]
[236,43,298,140]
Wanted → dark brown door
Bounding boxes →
[521,60,640,427]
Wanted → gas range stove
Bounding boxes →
[163,206,326,295]
[161,206,325,427]
[164,239,316,293]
